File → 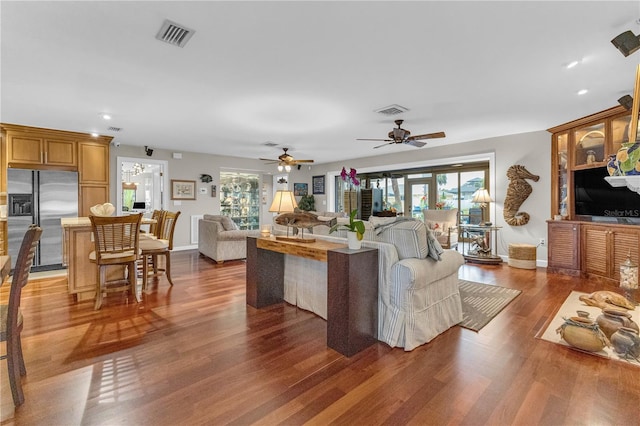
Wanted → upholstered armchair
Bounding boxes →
[198,215,261,263]
[423,208,459,249]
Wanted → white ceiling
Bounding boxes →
[1,1,638,165]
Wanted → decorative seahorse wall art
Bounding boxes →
[504,165,540,226]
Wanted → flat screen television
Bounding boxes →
[574,167,640,224]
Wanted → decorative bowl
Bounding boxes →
[90,203,115,217]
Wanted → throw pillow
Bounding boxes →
[220,216,238,231]
[426,220,449,233]
[425,227,444,261]
[376,219,429,260]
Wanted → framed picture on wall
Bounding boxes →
[171,179,196,200]
[312,175,325,195]
[293,183,308,196]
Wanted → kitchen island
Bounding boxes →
[61,217,154,301]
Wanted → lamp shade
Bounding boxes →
[472,188,493,204]
[269,190,298,213]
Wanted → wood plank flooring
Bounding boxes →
[1,250,639,425]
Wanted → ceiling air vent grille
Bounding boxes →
[262,141,279,147]
[156,19,195,48]
[374,104,409,115]
[107,126,122,132]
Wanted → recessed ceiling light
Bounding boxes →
[565,60,580,69]
[577,89,589,95]
[99,113,112,120]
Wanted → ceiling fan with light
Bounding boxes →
[260,148,314,171]
[357,119,446,149]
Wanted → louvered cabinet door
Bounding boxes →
[548,221,580,273]
[581,224,609,277]
[610,229,640,281]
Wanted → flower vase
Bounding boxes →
[347,231,362,250]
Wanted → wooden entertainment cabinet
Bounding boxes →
[547,106,639,283]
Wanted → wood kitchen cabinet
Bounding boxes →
[582,223,640,283]
[4,125,77,169]
[547,220,580,275]
[1,123,112,217]
[78,141,110,216]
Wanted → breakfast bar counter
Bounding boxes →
[61,217,154,301]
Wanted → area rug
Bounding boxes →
[458,280,521,331]
[537,291,639,367]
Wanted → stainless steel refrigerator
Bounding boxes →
[7,169,78,271]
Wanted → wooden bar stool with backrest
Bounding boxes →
[140,209,166,241]
[0,225,42,407]
[140,211,180,290]
[89,214,142,310]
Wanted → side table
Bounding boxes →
[459,224,503,264]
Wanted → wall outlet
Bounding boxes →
[539,238,545,246]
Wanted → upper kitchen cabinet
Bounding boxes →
[4,124,78,169]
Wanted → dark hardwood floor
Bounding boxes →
[2,250,639,425]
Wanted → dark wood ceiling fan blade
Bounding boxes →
[410,131,446,140]
[259,158,279,162]
[373,142,394,149]
[356,138,393,142]
[405,140,427,148]
[293,159,314,163]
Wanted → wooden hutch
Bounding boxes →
[547,106,640,284]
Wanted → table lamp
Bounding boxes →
[472,188,493,226]
[269,190,313,242]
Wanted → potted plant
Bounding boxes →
[330,209,365,249]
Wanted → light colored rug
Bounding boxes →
[458,280,521,331]
[538,291,639,367]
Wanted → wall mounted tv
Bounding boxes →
[574,167,640,224]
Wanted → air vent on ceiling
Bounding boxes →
[262,141,279,147]
[156,19,195,48]
[107,126,122,132]
[374,104,409,115]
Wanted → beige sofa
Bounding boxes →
[281,217,465,351]
[198,215,261,263]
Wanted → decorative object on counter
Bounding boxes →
[578,291,636,311]
[330,209,365,250]
[273,211,336,243]
[503,165,539,226]
[340,167,360,214]
[89,203,115,217]
[620,252,638,304]
[596,308,639,339]
[610,327,640,361]
[260,224,271,237]
[576,310,590,319]
[556,316,610,353]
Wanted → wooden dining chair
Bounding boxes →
[89,214,142,310]
[140,209,166,240]
[0,225,42,407]
[140,210,180,290]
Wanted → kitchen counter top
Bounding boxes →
[61,216,155,227]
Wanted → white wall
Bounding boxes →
[110,129,552,263]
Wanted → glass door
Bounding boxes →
[407,181,429,220]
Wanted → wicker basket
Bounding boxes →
[508,243,536,269]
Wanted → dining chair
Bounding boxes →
[140,210,180,290]
[0,225,42,407]
[140,209,166,240]
[89,214,142,310]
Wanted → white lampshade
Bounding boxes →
[472,188,493,205]
[269,190,298,213]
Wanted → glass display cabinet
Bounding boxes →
[220,172,260,230]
